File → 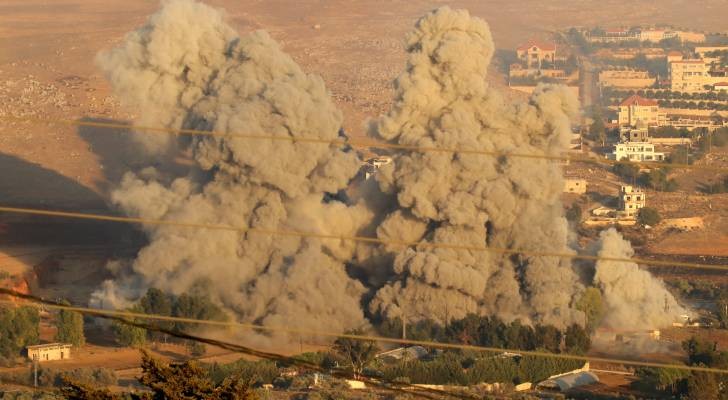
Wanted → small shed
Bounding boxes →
[26,343,72,362]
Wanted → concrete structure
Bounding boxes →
[598,69,654,89]
[667,113,727,131]
[588,28,637,43]
[564,178,587,194]
[619,185,646,217]
[26,343,72,362]
[363,156,392,180]
[669,60,721,92]
[638,29,666,43]
[618,95,660,126]
[611,142,664,162]
[675,31,706,43]
[516,40,556,69]
[619,126,649,142]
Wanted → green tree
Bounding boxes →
[140,288,173,342]
[533,325,562,353]
[173,292,227,332]
[635,367,688,395]
[637,207,661,226]
[55,301,85,347]
[333,329,380,379]
[564,324,590,355]
[187,340,206,357]
[685,371,720,400]
[575,287,605,333]
[111,305,147,348]
[62,351,258,399]
[612,162,640,182]
[0,305,40,358]
[589,113,607,146]
[639,169,678,191]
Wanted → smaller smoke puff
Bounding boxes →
[593,229,687,330]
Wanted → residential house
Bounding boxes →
[669,59,725,92]
[516,40,556,69]
[618,186,646,217]
[610,142,665,162]
[27,343,72,362]
[618,95,661,126]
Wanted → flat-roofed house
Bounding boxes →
[26,343,72,362]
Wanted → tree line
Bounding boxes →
[603,87,728,103]
[112,287,228,355]
[635,336,728,399]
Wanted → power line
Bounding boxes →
[2,288,727,376]
[4,115,727,173]
[0,205,725,272]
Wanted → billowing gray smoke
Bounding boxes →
[93,0,686,337]
[92,0,372,336]
[367,7,584,328]
[592,229,687,330]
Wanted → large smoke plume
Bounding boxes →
[93,0,371,336]
[93,0,686,339]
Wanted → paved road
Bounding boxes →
[580,58,599,120]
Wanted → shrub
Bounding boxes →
[637,207,661,226]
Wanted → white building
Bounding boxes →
[619,185,646,217]
[610,142,665,162]
[27,343,72,362]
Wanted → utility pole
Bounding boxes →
[401,304,407,341]
[33,359,38,387]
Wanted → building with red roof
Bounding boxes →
[516,39,556,69]
[618,95,662,127]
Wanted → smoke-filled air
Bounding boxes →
[91,0,687,341]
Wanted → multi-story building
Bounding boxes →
[618,95,661,126]
[588,28,638,43]
[674,31,706,43]
[610,142,665,162]
[669,60,710,92]
[619,186,646,217]
[638,29,666,42]
[516,40,556,69]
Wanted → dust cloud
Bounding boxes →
[91,0,686,340]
